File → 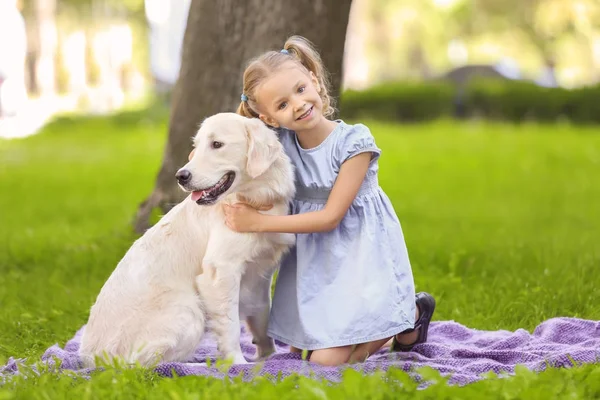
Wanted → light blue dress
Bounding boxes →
[267,120,417,350]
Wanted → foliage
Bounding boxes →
[358,0,600,86]
[448,0,600,62]
[341,82,455,122]
[340,79,600,124]
[2,361,600,399]
[463,79,600,123]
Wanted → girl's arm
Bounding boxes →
[224,152,372,233]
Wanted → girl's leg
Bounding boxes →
[308,345,354,366]
[349,292,436,362]
[347,307,419,363]
[294,292,436,365]
[290,346,303,353]
[348,337,391,363]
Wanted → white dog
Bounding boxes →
[79,113,295,367]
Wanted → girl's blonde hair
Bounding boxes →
[237,35,335,120]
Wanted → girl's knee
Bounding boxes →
[308,346,353,366]
[348,337,392,363]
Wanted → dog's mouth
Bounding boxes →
[190,172,236,205]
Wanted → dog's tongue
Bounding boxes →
[191,191,205,202]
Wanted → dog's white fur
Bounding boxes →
[79,113,295,367]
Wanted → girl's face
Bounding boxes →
[255,63,324,132]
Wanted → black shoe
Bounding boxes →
[391,292,436,352]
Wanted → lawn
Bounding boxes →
[0,111,599,398]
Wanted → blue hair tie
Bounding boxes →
[240,93,248,102]
[280,49,289,54]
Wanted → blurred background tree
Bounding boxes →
[11,0,600,110]
[12,0,600,101]
[342,0,600,88]
[447,0,600,85]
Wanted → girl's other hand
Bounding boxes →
[223,203,263,232]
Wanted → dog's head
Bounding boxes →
[176,113,281,205]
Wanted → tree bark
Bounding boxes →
[134,0,353,233]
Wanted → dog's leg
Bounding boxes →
[245,275,276,360]
[196,265,247,365]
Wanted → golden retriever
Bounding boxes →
[79,113,295,367]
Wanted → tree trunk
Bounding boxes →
[134,0,353,233]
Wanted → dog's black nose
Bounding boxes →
[175,169,192,184]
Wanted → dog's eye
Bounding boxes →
[211,141,224,149]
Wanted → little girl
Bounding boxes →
[224,35,436,366]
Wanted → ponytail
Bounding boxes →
[283,36,335,118]
[236,100,258,118]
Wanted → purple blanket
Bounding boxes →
[2,317,599,386]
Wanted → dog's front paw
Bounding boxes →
[232,353,248,365]
[219,352,248,365]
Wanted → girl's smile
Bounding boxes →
[296,106,314,121]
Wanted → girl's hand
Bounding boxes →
[223,203,263,232]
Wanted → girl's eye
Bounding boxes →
[298,86,305,93]
[278,102,287,110]
[211,141,224,149]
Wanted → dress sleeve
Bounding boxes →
[334,123,382,168]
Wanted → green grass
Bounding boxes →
[0,112,599,398]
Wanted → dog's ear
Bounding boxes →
[245,118,280,179]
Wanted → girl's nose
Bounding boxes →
[293,98,305,112]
